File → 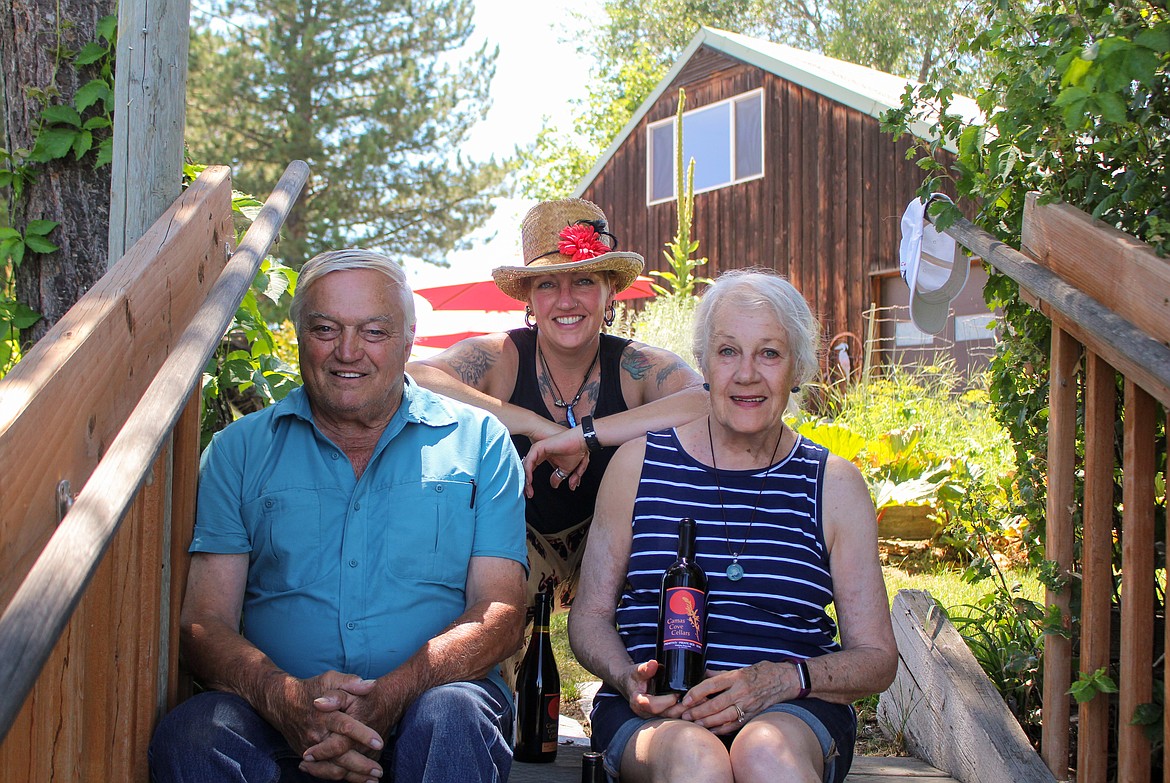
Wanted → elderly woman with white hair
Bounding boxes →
[569,268,897,783]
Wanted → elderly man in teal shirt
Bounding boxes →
[150,250,528,783]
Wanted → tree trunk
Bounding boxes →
[0,0,115,344]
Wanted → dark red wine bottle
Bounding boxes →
[581,750,605,782]
[514,588,560,763]
[653,517,708,695]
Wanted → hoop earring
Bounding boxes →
[525,306,537,330]
[603,303,616,327]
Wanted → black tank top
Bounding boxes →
[507,328,631,536]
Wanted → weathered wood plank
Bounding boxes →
[107,0,189,262]
[879,589,1057,783]
[937,211,1170,408]
[0,161,309,748]
[1118,380,1156,783]
[1079,351,1117,783]
[1022,192,1170,349]
[0,166,234,612]
[1042,326,1079,777]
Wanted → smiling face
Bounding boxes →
[704,301,797,440]
[297,268,413,430]
[525,271,615,351]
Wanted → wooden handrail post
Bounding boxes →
[1042,326,1080,779]
[1079,352,1117,783]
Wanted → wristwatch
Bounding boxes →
[580,415,603,453]
[786,657,812,699]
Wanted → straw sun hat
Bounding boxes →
[491,198,644,302]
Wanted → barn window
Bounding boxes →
[647,88,764,204]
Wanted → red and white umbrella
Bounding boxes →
[415,275,658,312]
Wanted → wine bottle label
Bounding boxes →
[541,693,560,751]
[661,586,705,652]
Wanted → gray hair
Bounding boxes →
[290,249,416,333]
[692,268,821,387]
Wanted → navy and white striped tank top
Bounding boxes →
[595,428,840,704]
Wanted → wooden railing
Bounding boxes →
[0,161,308,780]
[939,193,1168,783]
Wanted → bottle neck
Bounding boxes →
[676,518,696,561]
[533,592,552,631]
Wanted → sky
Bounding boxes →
[403,0,602,294]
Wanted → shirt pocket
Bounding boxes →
[378,480,475,587]
[243,488,327,592]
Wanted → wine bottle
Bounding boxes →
[581,750,605,782]
[514,588,560,763]
[653,517,708,695]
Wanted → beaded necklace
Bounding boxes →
[706,416,785,581]
[537,342,600,428]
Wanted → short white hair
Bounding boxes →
[692,268,821,387]
[290,249,415,332]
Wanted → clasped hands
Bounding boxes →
[271,670,399,782]
[624,659,771,736]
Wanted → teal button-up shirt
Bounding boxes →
[191,377,527,698]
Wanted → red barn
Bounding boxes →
[574,27,996,375]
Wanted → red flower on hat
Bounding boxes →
[557,223,611,261]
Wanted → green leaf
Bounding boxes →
[1053,85,1091,108]
[1130,702,1161,726]
[96,14,116,43]
[75,79,112,113]
[72,129,93,160]
[0,227,21,241]
[9,302,41,328]
[74,42,108,66]
[1068,667,1118,703]
[24,235,59,254]
[1060,56,1092,87]
[1134,27,1170,53]
[93,137,113,168]
[25,220,59,237]
[42,105,82,127]
[32,128,78,161]
[1093,92,1128,124]
[2,240,24,267]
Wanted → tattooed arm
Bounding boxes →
[406,334,563,442]
[522,343,708,490]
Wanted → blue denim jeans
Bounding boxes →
[149,680,513,782]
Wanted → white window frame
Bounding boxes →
[646,88,765,206]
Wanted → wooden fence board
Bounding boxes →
[1079,351,1117,783]
[1021,193,1170,348]
[1118,381,1156,783]
[0,166,234,611]
[1042,326,1079,778]
[939,212,1170,408]
[0,162,308,780]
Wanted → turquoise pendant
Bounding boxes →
[726,562,744,581]
[566,404,577,428]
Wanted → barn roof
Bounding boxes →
[573,26,981,197]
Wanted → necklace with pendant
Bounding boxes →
[707,416,785,581]
[537,342,600,428]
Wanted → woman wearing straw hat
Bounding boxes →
[408,198,707,611]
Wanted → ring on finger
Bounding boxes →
[554,468,568,479]
[733,704,746,724]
